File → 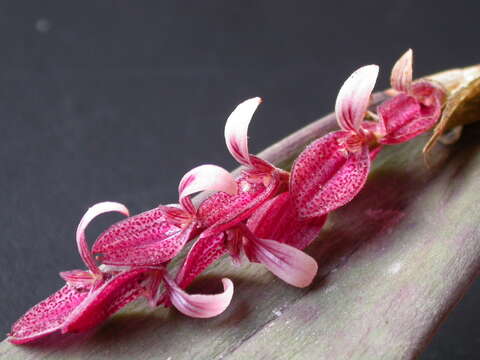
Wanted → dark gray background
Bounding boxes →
[0,1,478,358]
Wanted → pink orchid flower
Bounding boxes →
[9,202,234,344]
[92,164,237,267]
[172,98,319,295]
[194,97,290,234]
[290,52,446,220]
[290,65,380,218]
[377,49,446,144]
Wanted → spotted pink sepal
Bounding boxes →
[198,173,281,236]
[224,97,262,166]
[290,131,370,218]
[378,81,445,144]
[164,276,234,318]
[241,225,318,288]
[92,207,194,266]
[8,285,89,344]
[179,164,238,215]
[101,225,194,267]
[391,49,413,93]
[335,65,379,132]
[76,202,130,275]
[175,232,227,290]
[247,192,327,250]
[62,268,151,333]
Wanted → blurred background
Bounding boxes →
[0,1,478,358]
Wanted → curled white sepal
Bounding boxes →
[391,49,413,93]
[164,276,234,318]
[224,97,262,166]
[178,164,237,214]
[335,65,379,132]
[76,202,130,275]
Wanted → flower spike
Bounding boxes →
[224,97,262,166]
[391,48,413,93]
[11,50,450,345]
[77,202,130,275]
[335,65,379,132]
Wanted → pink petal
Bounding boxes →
[8,285,89,344]
[247,192,327,250]
[158,204,192,227]
[60,270,96,290]
[145,271,165,306]
[335,65,379,132]
[225,228,243,265]
[198,172,281,235]
[377,79,445,145]
[242,226,318,288]
[62,268,151,333]
[377,94,422,144]
[290,131,370,218]
[247,155,277,176]
[77,202,129,275]
[290,131,371,218]
[93,207,194,266]
[411,80,446,110]
[164,276,234,318]
[178,164,238,215]
[175,232,227,290]
[391,49,413,93]
[224,97,262,166]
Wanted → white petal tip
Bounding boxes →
[76,201,130,273]
[391,49,413,92]
[335,65,379,132]
[179,164,237,206]
[224,97,262,166]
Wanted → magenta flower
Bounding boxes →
[195,97,290,234]
[9,202,234,344]
[173,98,319,293]
[290,65,380,218]
[377,49,446,144]
[92,164,237,267]
[290,52,446,219]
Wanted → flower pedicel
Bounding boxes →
[8,49,446,344]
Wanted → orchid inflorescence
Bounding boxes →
[8,49,446,344]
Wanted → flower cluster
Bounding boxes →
[8,49,446,344]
